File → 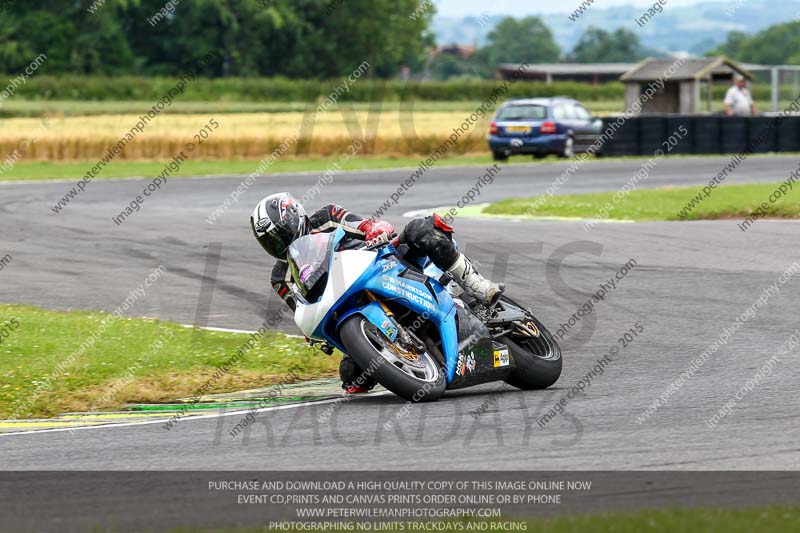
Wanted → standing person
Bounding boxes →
[724,74,757,117]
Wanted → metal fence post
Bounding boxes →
[772,67,780,114]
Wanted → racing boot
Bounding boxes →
[345,384,373,395]
[340,355,376,394]
[446,253,505,306]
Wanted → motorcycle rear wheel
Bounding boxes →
[339,315,446,402]
[498,298,562,390]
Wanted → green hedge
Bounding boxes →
[11,76,625,102]
[8,75,778,103]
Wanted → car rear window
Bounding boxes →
[496,105,547,121]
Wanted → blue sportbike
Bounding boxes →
[288,228,562,402]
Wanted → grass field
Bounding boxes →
[484,182,800,222]
[0,305,339,419]
[1,98,793,162]
[0,154,533,181]
[1,108,493,161]
[0,99,629,163]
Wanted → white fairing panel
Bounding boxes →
[294,249,377,338]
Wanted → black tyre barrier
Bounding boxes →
[596,115,799,157]
[720,117,749,153]
[748,117,778,153]
[777,116,800,152]
[692,116,722,154]
[637,116,668,156]
[665,115,694,155]
[601,117,639,156]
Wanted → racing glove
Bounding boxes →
[357,220,395,247]
[272,280,296,312]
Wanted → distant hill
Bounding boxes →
[432,0,800,57]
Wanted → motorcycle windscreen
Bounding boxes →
[287,232,334,301]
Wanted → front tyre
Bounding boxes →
[339,316,445,402]
[558,136,575,159]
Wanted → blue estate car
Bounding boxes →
[487,97,603,161]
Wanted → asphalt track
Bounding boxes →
[1,154,800,471]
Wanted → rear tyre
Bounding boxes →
[339,316,446,402]
[498,298,562,390]
[492,150,509,162]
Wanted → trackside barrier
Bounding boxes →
[600,115,800,156]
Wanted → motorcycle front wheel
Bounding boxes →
[339,315,446,402]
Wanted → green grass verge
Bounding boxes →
[520,506,800,532]
[1,98,791,118]
[0,100,508,118]
[484,182,800,222]
[0,305,339,419]
[0,99,624,118]
[167,505,800,532]
[0,154,531,181]
[4,154,792,184]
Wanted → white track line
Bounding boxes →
[0,392,391,438]
[180,323,304,339]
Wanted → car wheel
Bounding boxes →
[492,150,509,162]
[558,137,575,159]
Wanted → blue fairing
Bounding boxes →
[319,228,461,383]
[337,301,398,343]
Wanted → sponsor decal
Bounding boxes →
[379,319,396,339]
[384,276,433,301]
[381,276,435,311]
[399,279,433,301]
[299,264,314,283]
[382,260,398,272]
[255,218,271,233]
[279,197,295,218]
[493,348,510,368]
[457,351,476,376]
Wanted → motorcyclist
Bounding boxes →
[250,192,504,394]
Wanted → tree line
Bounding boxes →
[709,20,800,65]
[429,17,800,80]
[0,1,797,80]
[428,19,661,80]
[0,0,434,77]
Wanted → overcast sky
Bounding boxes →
[435,0,712,16]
